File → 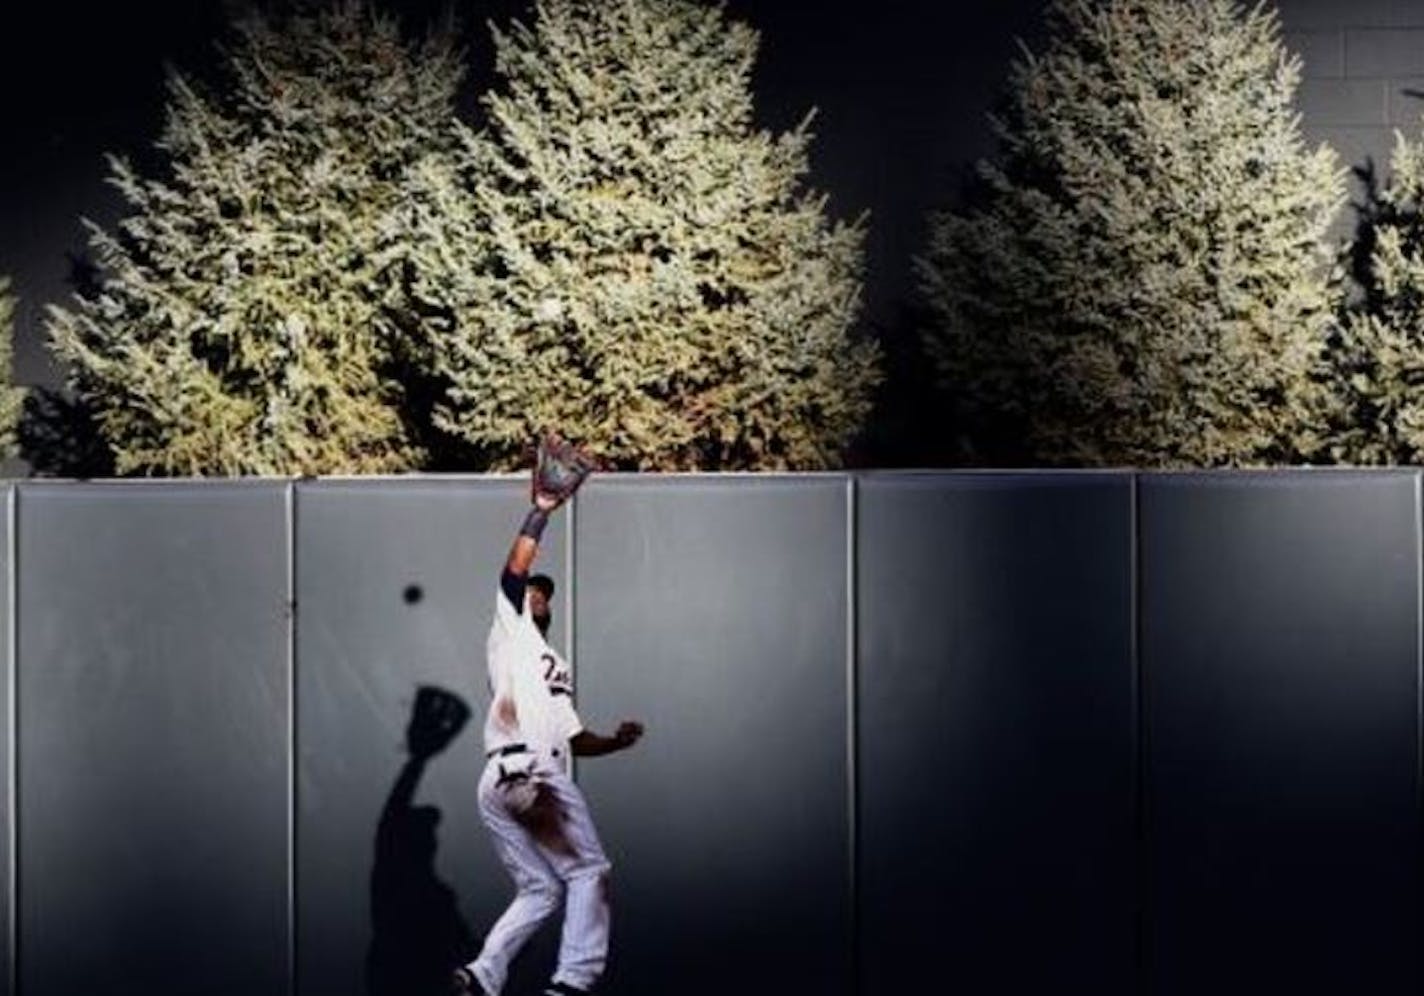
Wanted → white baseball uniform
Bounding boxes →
[465,579,612,996]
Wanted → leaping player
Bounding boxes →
[454,437,644,996]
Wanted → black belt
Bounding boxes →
[487,743,528,759]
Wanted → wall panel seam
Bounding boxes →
[1415,469,1422,978]
[1131,474,1146,996]
[6,487,14,996]
[286,481,297,996]
[846,474,858,996]
[568,491,578,783]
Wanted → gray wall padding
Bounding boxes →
[16,483,290,996]
[1,472,1418,996]
[294,479,567,996]
[573,475,853,996]
[1140,472,1420,995]
[857,473,1136,995]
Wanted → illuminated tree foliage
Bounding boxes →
[1328,138,1424,464]
[0,279,24,461]
[46,3,462,475]
[400,0,880,470]
[918,0,1344,467]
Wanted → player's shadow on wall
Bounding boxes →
[366,685,478,996]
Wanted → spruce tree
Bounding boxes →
[1329,139,1424,464]
[0,279,24,461]
[46,2,463,475]
[917,0,1344,467]
[399,0,879,470]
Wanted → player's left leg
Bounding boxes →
[527,771,612,994]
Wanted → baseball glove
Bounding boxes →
[532,434,599,506]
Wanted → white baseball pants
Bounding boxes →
[467,753,612,995]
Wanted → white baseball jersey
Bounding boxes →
[483,584,583,760]
[469,581,612,994]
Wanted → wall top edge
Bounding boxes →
[0,467,1420,486]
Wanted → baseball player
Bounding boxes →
[454,439,644,996]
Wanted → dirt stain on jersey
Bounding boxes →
[496,695,517,728]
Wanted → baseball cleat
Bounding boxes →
[542,984,592,996]
[452,966,489,995]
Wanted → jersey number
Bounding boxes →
[541,653,572,695]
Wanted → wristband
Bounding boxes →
[519,506,550,542]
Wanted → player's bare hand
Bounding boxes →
[614,720,644,749]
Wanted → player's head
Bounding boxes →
[528,573,555,636]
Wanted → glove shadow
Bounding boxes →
[364,685,476,996]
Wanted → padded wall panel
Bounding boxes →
[857,472,1136,995]
[295,479,567,996]
[574,475,851,996]
[1140,472,1420,994]
[16,482,290,996]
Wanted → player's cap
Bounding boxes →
[528,573,555,598]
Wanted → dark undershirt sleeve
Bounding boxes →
[500,568,527,614]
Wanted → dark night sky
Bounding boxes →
[0,0,1046,386]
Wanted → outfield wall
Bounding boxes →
[0,472,1414,996]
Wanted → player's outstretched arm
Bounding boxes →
[502,434,599,592]
[499,494,558,612]
[570,721,645,758]
[504,491,560,578]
